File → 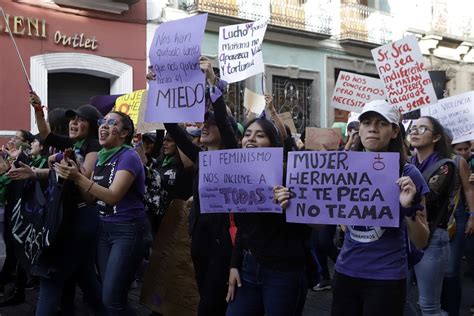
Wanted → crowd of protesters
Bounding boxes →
[0,56,473,316]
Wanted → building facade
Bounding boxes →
[0,0,147,139]
[148,0,474,130]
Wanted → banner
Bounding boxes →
[420,91,474,142]
[199,148,283,213]
[330,71,386,113]
[305,127,342,150]
[286,151,400,227]
[146,14,208,123]
[114,90,146,125]
[372,35,437,114]
[243,87,266,114]
[136,91,165,133]
[218,19,268,83]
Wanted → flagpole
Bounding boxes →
[0,7,33,90]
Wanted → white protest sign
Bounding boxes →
[243,88,266,114]
[330,71,386,113]
[372,35,437,114]
[218,19,268,83]
[420,91,474,142]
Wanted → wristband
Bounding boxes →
[401,202,424,219]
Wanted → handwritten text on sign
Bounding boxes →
[114,90,146,125]
[146,14,208,123]
[199,148,283,213]
[218,19,268,83]
[286,151,400,227]
[330,71,386,113]
[372,35,437,114]
[421,91,474,142]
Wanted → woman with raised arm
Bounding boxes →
[55,111,147,315]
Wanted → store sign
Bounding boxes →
[1,13,98,50]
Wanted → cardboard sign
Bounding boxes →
[218,19,268,83]
[305,127,342,150]
[243,88,266,114]
[114,90,145,125]
[136,91,165,133]
[330,71,386,113]
[278,112,297,134]
[372,35,437,114]
[199,148,283,213]
[146,14,208,123]
[286,151,400,227]
[420,91,474,143]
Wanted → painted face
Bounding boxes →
[453,142,471,160]
[69,116,90,140]
[98,113,128,148]
[200,120,221,148]
[359,113,398,152]
[163,136,177,156]
[30,139,43,156]
[408,118,438,150]
[242,122,272,148]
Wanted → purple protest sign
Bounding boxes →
[199,148,283,213]
[286,151,400,227]
[146,14,208,123]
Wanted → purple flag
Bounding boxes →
[286,151,400,227]
[146,14,208,123]
[199,148,283,213]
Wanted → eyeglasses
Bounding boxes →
[407,126,433,135]
[98,118,118,127]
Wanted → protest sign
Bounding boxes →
[136,91,165,133]
[114,90,145,125]
[243,88,266,114]
[278,112,297,134]
[286,151,400,227]
[146,14,208,123]
[372,35,437,114]
[330,71,386,113]
[420,91,474,142]
[305,127,342,150]
[218,19,268,83]
[199,148,283,213]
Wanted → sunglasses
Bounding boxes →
[98,118,118,127]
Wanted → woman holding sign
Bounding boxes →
[225,117,311,316]
[322,100,429,316]
[150,56,239,316]
[409,116,458,316]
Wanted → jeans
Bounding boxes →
[414,228,450,316]
[97,218,147,316]
[332,272,406,316]
[441,205,468,316]
[35,205,103,316]
[226,251,307,316]
[312,226,339,280]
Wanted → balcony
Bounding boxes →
[189,0,333,37]
[339,2,395,46]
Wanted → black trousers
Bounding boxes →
[331,271,406,316]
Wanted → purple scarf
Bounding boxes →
[410,152,440,174]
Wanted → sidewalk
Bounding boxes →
[1,221,473,315]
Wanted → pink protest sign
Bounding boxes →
[146,14,208,123]
[285,151,400,227]
[330,71,386,113]
[372,35,437,114]
[199,148,283,213]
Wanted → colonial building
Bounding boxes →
[0,0,147,139]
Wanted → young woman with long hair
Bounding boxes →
[329,100,430,316]
[225,117,311,316]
